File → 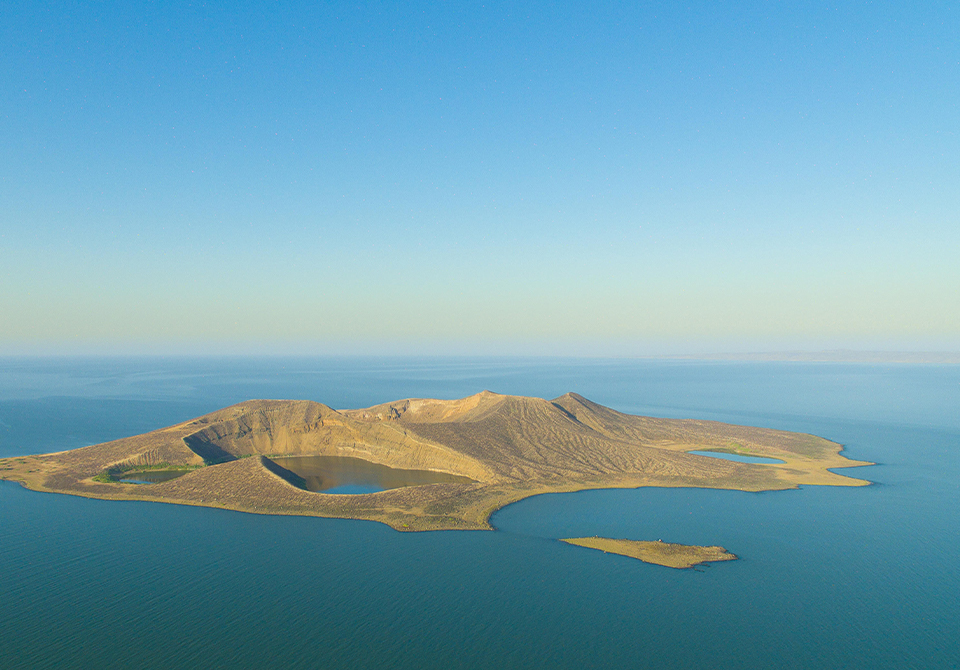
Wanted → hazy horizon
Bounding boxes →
[1,349,957,365]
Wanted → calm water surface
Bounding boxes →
[270,455,475,493]
[118,470,191,485]
[1,357,958,669]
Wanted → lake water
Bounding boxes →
[269,455,476,494]
[1,357,958,669]
[117,470,190,485]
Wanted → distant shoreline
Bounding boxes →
[0,351,956,364]
[652,351,960,364]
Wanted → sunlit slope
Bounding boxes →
[0,391,873,531]
[182,400,491,480]
[365,392,739,481]
[550,392,874,486]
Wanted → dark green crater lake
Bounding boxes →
[118,470,191,484]
[269,455,476,494]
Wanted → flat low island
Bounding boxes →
[0,391,872,565]
[561,538,738,569]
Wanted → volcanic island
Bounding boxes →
[0,392,872,568]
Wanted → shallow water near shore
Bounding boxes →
[1,357,958,669]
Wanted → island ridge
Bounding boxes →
[0,391,872,532]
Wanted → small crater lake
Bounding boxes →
[118,470,191,484]
[688,450,784,464]
[269,455,476,494]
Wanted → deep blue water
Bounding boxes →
[1,357,958,669]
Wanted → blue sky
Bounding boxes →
[2,0,957,355]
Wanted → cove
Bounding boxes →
[269,455,476,494]
[688,450,784,464]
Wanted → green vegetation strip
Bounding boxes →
[94,462,204,483]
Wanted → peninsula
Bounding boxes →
[0,392,872,533]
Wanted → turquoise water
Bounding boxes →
[687,450,784,464]
[1,357,958,669]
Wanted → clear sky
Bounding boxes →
[2,0,958,356]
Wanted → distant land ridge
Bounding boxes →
[661,350,960,364]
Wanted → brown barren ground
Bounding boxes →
[560,537,738,569]
[0,391,873,531]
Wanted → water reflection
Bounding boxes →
[269,455,475,494]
